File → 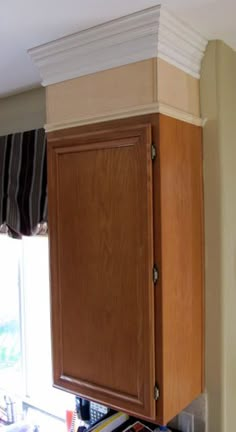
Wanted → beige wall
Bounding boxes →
[201,41,236,432]
[0,87,46,135]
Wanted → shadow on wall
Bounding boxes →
[203,112,223,432]
[0,87,45,136]
[200,40,230,432]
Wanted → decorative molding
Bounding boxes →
[29,6,208,86]
[45,102,204,132]
[157,102,204,126]
[157,9,207,78]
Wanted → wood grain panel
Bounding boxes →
[155,114,204,423]
[47,123,156,419]
[157,58,200,117]
[48,114,204,425]
[46,58,200,131]
[46,60,156,125]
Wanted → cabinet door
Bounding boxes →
[47,124,156,419]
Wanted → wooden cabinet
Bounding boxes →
[47,114,204,425]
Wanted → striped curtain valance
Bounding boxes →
[0,128,47,238]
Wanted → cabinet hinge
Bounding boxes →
[151,144,157,161]
[153,264,159,285]
[154,384,160,400]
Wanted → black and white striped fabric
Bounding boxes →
[0,128,47,238]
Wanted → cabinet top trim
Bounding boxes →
[44,102,204,133]
[28,5,207,86]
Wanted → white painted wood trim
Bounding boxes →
[45,103,204,132]
[29,5,208,86]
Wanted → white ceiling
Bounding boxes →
[0,0,236,98]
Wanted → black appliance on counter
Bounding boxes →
[75,396,112,428]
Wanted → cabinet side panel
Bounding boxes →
[156,114,204,423]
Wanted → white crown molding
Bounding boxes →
[45,102,204,133]
[29,6,208,86]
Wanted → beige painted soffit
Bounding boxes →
[28,5,208,86]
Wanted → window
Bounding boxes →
[0,236,74,420]
[0,238,22,394]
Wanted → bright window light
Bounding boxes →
[0,236,74,420]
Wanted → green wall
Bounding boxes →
[200,40,236,432]
[0,87,45,135]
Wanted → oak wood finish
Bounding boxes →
[47,124,156,419]
[47,114,204,425]
[155,115,204,423]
